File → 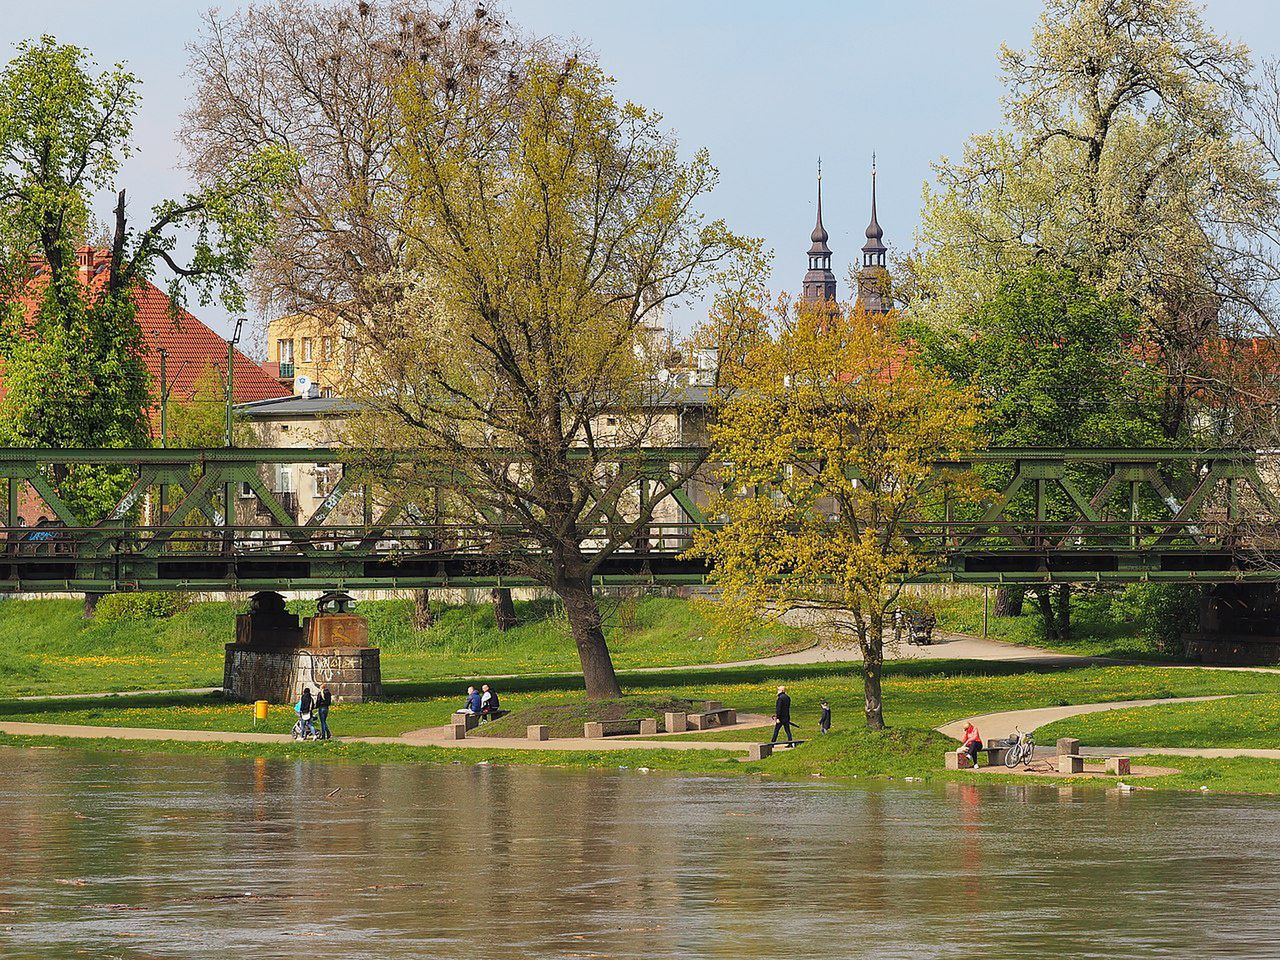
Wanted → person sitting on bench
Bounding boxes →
[462,686,482,715]
[479,684,500,719]
[958,722,983,768]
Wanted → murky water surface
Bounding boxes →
[0,746,1278,959]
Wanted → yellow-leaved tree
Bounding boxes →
[692,302,981,729]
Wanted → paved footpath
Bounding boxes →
[0,713,779,757]
[936,694,1280,761]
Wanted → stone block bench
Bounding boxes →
[944,745,1008,769]
[584,718,659,739]
[687,707,737,731]
[748,740,804,761]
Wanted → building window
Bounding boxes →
[322,336,333,360]
[302,338,314,362]
[277,339,294,363]
[239,482,254,499]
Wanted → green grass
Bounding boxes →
[1035,693,1280,749]
[927,591,1182,661]
[0,595,813,698]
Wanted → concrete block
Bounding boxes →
[583,721,605,739]
[703,701,724,712]
[724,710,737,726]
[687,714,707,731]
[444,723,467,740]
[748,743,773,761]
[1106,756,1131,776]
[638,719,658,736]
[527,724,548,741]
[986,747,1008,766]
[664,712,688,733]
[452,712,479,731]
[1057,737,1081,757]
[945,751,973,770]
[1058,754,1084,774]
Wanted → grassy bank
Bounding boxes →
[926,588,1183,661]
[6,659,1280,794]
[1035,693,1280,748]
[0,595,813,698]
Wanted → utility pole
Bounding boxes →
[224,319,246,555]
[226,318,245,448]
[158,348,169,449]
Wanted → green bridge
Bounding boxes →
[1,446,1276,593]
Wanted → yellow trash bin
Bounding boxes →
[254,700,270,721]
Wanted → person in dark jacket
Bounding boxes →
[466,686,482,714]
[770,686,795,744]
[316,685,333,740]
[298,687,315,740]
[819,699,831,734]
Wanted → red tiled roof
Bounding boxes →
[8,248,289,439]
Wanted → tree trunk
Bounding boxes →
[83,592,103,619]
[1056,584,1071,640]
[411,588,434,630]
[861,614,886,730]
[491,587,517,632]
[994,586,1024,617]
[557,576,622,699]
[1036,589,1059,641]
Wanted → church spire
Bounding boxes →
[802,159,837,304]
[856,154,892,315]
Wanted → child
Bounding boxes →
[819,699,832,734]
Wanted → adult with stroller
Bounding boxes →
[294,686,317,740]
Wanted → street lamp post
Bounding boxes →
[224,319,246,554]
[158,347,169,449]
[226,318,245,448]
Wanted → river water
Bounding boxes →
[1,746,1278,959]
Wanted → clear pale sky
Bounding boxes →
[4,1,1278,343]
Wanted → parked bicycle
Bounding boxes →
[1002,727,1036,768]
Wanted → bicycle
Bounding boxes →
[1003,727,1036,768]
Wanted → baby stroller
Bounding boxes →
[292,701,317,741]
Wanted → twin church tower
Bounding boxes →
[801,159,892,313]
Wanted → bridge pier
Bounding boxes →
[223,591,382,703]
[1185,585,1280,665]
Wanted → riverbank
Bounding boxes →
[5,657,1280,795]
[0,595,814,698]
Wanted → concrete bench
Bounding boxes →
[527,724,548,741]
[687,708,737,730]
[748,740,805,761]
[944,745,1007,770]
[664,711,688,733]
[583,718,659,739]
[452,712,480,731]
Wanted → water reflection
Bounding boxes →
[0,747,1277,959]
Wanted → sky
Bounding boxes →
[4,0,1280,348]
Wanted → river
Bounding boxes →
[0,746,1277,959]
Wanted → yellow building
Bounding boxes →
[266,311,355,396]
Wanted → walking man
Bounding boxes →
[317,684,333,740]
[770,685,794,744]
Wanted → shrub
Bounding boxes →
[94,592,193,624]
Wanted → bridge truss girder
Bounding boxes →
[0,447,1276,592]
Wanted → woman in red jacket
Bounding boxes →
[958,722,982,768]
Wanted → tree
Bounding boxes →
[692,303,980,729]
[912,266,1166,639]
[0,36,295,522]
[182,0,534,324]
[910,0,1280,441]
[341,55,749,699]
[168,365,235,448]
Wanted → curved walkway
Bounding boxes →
[937,695,1280,761]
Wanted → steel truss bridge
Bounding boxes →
[1,447,1278,594]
